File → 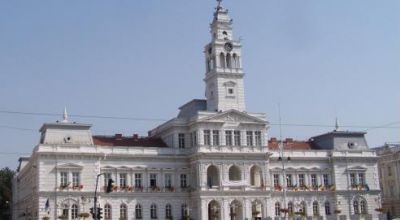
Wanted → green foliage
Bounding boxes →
[0,167,15,219]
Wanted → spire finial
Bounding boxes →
[62,107,69,123]
[216,0,223,11]
[334,117,339,131]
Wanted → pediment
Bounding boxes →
[223,81,236,87]
[200,110,266,124]
[347,166,367,171]
[57,163,83,170]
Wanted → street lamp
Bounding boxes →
[93,173,113,220]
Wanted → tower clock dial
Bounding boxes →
[224,42,233,52]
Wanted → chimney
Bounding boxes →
[133,134,139,140]
[270,137,277,142]
[115,134,123,140]
[286,138,293,142]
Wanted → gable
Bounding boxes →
[198,110,266,125]
[56,163,83,170]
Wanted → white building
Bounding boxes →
[375,143,400,218]
[12,2,382,220]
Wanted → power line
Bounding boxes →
[0,110,399,131]
[0,110,167,122]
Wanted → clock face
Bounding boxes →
[224,42,233,52]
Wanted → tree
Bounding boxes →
[0,167,15,220]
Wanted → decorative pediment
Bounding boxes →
[101,165,116,170]
[56,163,83,170]
[199,110,266,124]
[223,81,236,87]
[346,166,367,171]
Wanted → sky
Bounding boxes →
[0,0,399,169]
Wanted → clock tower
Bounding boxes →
[204,1,246,112]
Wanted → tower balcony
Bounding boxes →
[214,67,243,74]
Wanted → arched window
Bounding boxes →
[165,204,172,219]
[120,204,127,220]
[250,165,263,187]
[71,204,79,219]
[229,165,241,181]
[61,204,69,218]
[219,53,226,68]
[135,204,142,219]
[324,201,331,215]
[181,204,188,219]
[360,200,367,214]
[300,201,307,215]
[288,202,293,214]
[104,204,112,219]
[150,204,157,219]
[312,201,319,216]
[353,200,359,214]
[275,202,281,216]
[232,53,238,68]
[207,165,220,187]
[226,53,232,68]
[252,200,263,218]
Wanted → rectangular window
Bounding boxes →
[273,174,280,186]
[225,130,232,146]
[298,174,305,187]
[246,131,254,146]
[150,174,157,187]
[192,131,197,147]
[178,133,185,149]
[311,174,317,187]
[60,172,68,187]
[180,174,187,188]
[388,166,392,176]
[204,130,211,145]
[286,174,292,187]
[234,130,241,146]
[212,130,219,146]
[165,173,172,188]
[72,172,80,187]
[104,173,112,187]
[350,173,356,186]
[119,173,127,187]
[323,174,329,186]
[255,131,262,146]
[135,173,142,187]
[358,173,365,185]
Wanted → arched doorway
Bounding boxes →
[250,166,263,187]
[230,200,243,220]
[208,200,221,220]
[207,165,220,188]
[251,200,263,220]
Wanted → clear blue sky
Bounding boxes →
[0,0,399,169]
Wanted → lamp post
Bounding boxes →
[278,141,291,220]
[93,173,106,220]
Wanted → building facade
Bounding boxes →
[375,143,400,218]
[12,2,382,220]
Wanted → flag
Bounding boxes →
[45,198,49,210]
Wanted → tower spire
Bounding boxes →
[216,0,222,9]
[62,107,69,123]
[334,117,339,131]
